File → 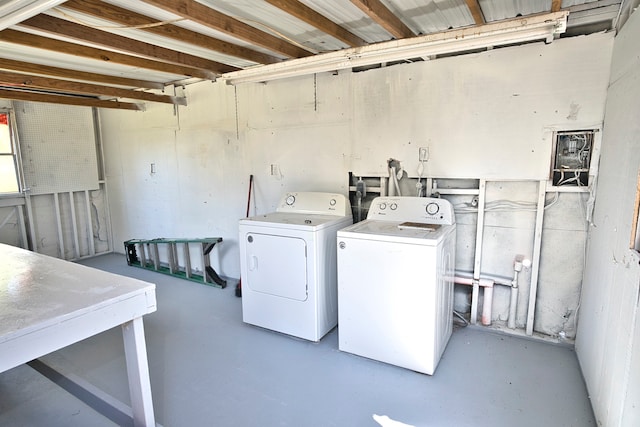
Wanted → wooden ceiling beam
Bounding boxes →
[0,88,143,110]
[265,0,367,47]
[349,0,414,39]
[0,70,186,105]
[0,58,164,90]
[0,29,216,80]
[464,0,486,25]
[62,0,281,65]
[551,0,563,12]
[20,14,237,74]
[141,0,312,58]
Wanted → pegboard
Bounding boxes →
[15,102,99,195]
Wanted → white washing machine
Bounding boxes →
[337,196,456,375]
[239,192,353,342]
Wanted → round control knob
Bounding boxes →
[379,202,387,210]
[285,195,296,206]
[390,203,397,210]
[426,202,439,215]
[329,199,336,206]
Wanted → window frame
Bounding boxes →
[0,109,23,195]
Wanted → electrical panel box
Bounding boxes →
[550,130,595,187]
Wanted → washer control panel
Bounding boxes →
[276,192,351,217]
[367,197,455,225]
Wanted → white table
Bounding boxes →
[0,243,157,427]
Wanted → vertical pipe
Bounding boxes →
[526,180,547,335]
[68,191,80,259]
[481,285,493,326]
[85,190,96,256]
[471,179,487,325]
[508,273,519,329]
[53,192,65,258]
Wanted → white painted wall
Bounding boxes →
[100,32,613,338]
[576,10,640,426]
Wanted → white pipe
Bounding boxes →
[454,276,494,326]
[456,269,512,287]
[526,180,547,335]
[455,254,530,329]
[470,180,487,325]
[508,271,519,329]
[482,287,494,326]
[509,255,531,329]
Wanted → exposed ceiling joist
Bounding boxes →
[140,0,313,58]
[20,14,237,73]
[0,70,186,105]
[60,0,281,65]
[0,88,143,110]
[0,58,164,90]
[264,0,367,47]
[0,28,217,80]
[552,0,563,12]
[349,0,415,39]
[465,0,486,25]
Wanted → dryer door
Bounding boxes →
[245,232,308,301]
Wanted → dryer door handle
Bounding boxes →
[249,255,258,271]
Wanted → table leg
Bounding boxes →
[122,317,156,427]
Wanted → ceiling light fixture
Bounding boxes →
[221,11,569,85]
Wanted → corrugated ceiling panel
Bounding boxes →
[479,0,550,22]
[381,0,475,34]
[302,0,396,43]
[196,0,348,53]
[562,0,603,7]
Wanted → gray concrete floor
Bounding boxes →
[0,253,595,427]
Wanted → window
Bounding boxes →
[0,111,19,193]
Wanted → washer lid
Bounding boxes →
[240,212,351,231]
[338,219,454,244]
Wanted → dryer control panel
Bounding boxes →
[367,197,455,225]
[276,192,351,217]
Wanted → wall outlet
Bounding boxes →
[419,147,429,162]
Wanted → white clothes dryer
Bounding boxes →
[239,192,352,341]
[336,196,456,375]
